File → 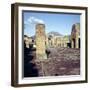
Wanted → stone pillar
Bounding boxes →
[64,43,67,47]
[75,38,79,48]
[46,36,49,48]
[52,37,55,47]
[36,24,47,60]
[71,40,74,48]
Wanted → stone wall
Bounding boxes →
[24,35,32,48]
[46,35,70,48]
[71,23,80,48]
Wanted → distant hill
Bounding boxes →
[64,35,71,38]
[30,35,35,40]
[48,31,63,36]
[24,31,70,40]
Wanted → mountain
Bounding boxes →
[48,31,63,36]
[30,35,35,40]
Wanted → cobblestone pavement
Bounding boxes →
[34,47,80,76]
[24,47,80,77]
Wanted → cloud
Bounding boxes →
[24,16,45,36]
[24,16,45,29]
[28,16,45,24]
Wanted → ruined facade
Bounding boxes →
[55,36,70,47]
[36,24,47,59]
[46,35,70,48]
[24,35,33,48]
[71,23,80,48]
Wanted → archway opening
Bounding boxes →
[73,39,75,48]
[78,38,80,48]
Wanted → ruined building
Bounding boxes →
[71,23,80,48]
[46,34,70,48]
[24,23,80,60]
[24,35,33,48]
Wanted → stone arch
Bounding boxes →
[78,38,80,48]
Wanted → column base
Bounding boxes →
[36,54,47,60]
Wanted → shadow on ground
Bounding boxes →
[24,43,39,77]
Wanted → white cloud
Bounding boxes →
[28,16,45,24]
[24,16,45,36]
[24,16,45,29]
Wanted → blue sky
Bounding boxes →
[23,11,80,37]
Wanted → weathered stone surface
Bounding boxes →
[47,35,70,48]
[36,24,47,59]
[34,48,80,76]
[24,23,80,77]
[24,35,32,48]
[71,23,80,48]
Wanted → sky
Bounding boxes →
[23,11,80,37]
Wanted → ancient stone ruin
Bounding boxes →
[24,35,32,48]
[24,23,80,77]
[24,23,80,60]
[36,23,47,60]
[71,23,80,48]
[47,35,70,48]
